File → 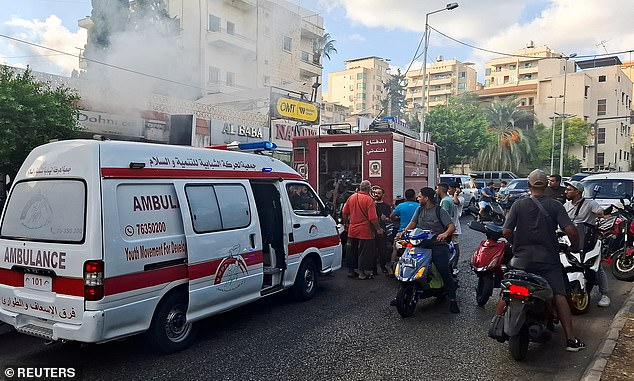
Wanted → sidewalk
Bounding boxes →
[581,286,634,381]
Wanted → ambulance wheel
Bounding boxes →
[147,293,198,354]
[292,257,318,301]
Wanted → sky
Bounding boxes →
[2,0,634,93]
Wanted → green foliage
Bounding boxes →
[473,97,534,173]
[88,0,130,50]
[380,69,407,119]
[424,93,493,172]
[0,67,82,177]
[313,33,337,64]
[532,117,590,175]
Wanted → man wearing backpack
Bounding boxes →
[397,187,459,313]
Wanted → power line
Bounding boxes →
[2,53,67,59]
[428,24,634,60]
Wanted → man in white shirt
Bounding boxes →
[563,180,610,307]
[448,182,465,274]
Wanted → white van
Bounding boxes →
[0,140,341,353]
[580,172,634,208]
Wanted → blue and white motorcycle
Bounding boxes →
[393,228,457,317]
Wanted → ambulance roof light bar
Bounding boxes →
[205,141,277,152]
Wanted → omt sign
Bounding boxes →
[270,93,320,124]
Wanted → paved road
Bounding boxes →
[0,215,631,381]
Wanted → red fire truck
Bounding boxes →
[292,123,438,213]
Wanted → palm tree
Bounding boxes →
[473,97,534,173]
[313,33,337,66]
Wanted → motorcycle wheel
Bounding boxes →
[567,290,590,315]
[476,274,495,307]
[395,283,417,318]
[509,330,529,361]
[611,250,634,281]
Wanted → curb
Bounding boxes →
[580,285,634,381]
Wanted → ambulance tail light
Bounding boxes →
[84,260,104,301]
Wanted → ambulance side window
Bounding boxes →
[185,184,251,233]
[286,183,322,216]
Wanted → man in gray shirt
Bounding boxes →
[563,180,610,307]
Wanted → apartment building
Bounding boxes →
[535,57,633,171]
[404,58,477,111]
[475,44,563,112]
[167,0,323,98]
[324,56,391,117]
[320,101,350,124]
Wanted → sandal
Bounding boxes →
[358,274,373,280]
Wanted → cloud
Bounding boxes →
[348,33,366,43]
[2,15,86,76]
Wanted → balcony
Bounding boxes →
[428,76,452,86]
[224,0,256,10]
[207,28,256,57]
[299,51,322,77]
[301,19,324,39]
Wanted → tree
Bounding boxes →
[85,0,130,53]
[424,93,493,172]
[473,97,534,173]
[0,67,82,178]
[532,117,590,174]
[130,0,180,35]
[313,33,337,65]
[380,69,407,119]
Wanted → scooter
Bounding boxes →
[392,228,456,318]
[597,202,634,281]
[489,268,556,361]
[467,201,505,225]
[469,220,511,306]
[558,231,601,315]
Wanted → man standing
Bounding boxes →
[372,186,392,275]
[398,187,459,313]
[448,183,464,274]
[479,182,496,220]
[563,180,611,307]
[437,183,455,221]
[547,174,567,204]
[388,189,419,275]
[497,169,585,352]
[342,180,384,279]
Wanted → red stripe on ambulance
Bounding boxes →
[101,168,303,180]
[288,235,340,256]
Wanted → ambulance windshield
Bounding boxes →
[1,179,86,243]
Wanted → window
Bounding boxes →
[264,75,270,85]
[584,86,590,98]
[357,83,366,90]
[357,73,366,80]
[523,74,532,81]
[209,66,220,83]
[283,36,292,52]
[597,99,607,116]
[458,83,466,91]
[356,93,364,100]
[1,180,86,243]
[597,153,605,166]
[226,21,235,35]
[209,15,220,32]
[459,71,466,79]
[226,71,235,86]
[523,62,532,68]
[598,75,606,82]
[301,51,309,62]
[598,127,606,144]
[528,97,534,106]
[186,184,250,233]
[286,184,322,215]
[485,68,491,76]
[509,65,516,70]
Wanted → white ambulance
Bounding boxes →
[0,140,341,353]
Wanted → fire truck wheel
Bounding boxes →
[292,257,318,301]
[147,292,198,354]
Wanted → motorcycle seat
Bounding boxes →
[504,269,550,289]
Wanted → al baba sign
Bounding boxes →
[270,93,320,124]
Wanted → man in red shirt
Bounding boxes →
[343,180,384,279]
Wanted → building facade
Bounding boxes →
[535,58,633,171]
[405,58,477,111]
[324,56,391,117]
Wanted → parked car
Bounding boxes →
[505,178,530,206]
[571,172,592,182]
[440,174,479,208]
[470,171,518,188]
[581,172,634,208]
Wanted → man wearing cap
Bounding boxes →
[563,180,611,307]
[497,169,586,352]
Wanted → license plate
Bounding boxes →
[23,274,52,292]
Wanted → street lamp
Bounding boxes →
[559,53,577,175]
[547,94,563,174]
[419,2,459,137]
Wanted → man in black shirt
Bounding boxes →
[546,174,566,203]
[498,169,586,352]
[372,186,392,275]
